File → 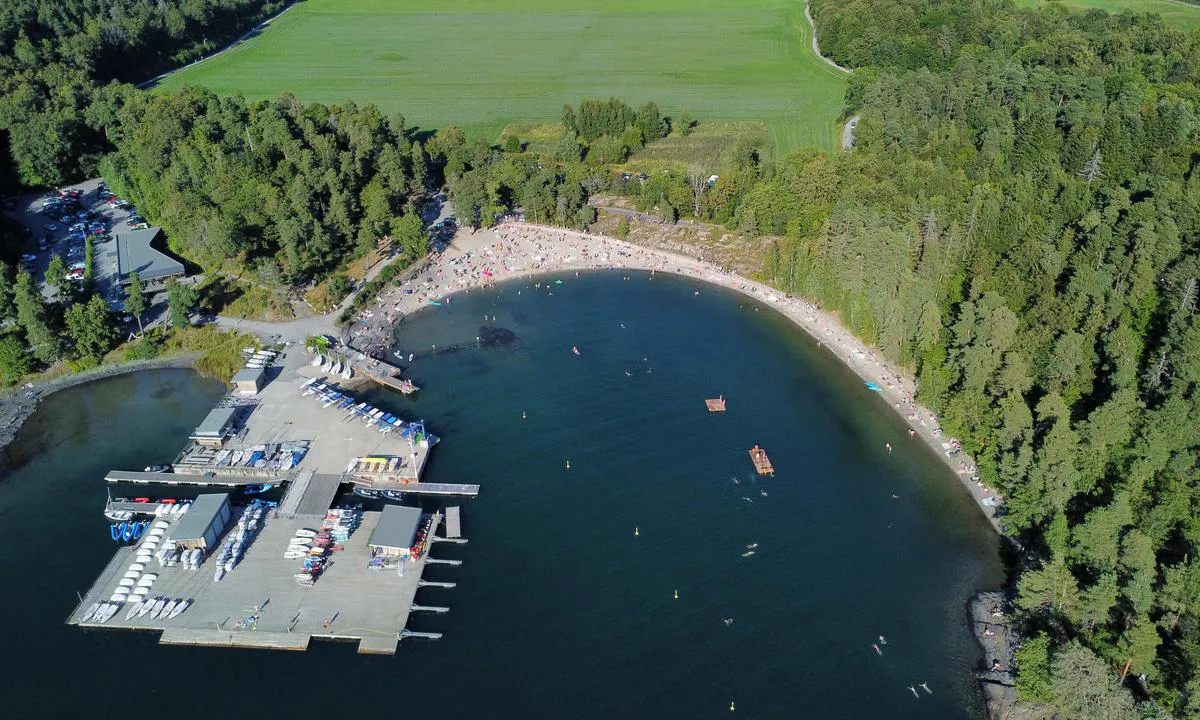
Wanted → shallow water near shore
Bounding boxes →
[3,272,1001,718]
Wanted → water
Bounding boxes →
[0,272,1002,718]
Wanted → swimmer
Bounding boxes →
[920,683,931,695]
[879,635,887,645]
[741,497,753,503]
[760,489,768,497]
[885,443,892,453]
[723,618,734,626]
[873,644,882,655]
[745,543,758,549]
[908,686,919,698]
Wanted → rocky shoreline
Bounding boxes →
[0,353,202,476]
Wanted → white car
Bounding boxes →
[20,253,36,262]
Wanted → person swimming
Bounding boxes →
[572,346,580,355]
[873,644,882,656]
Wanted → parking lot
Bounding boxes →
[6,178,170,329]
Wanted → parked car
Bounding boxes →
[66,268,86,281]
[129,222,149,230]
[69,261,86,270]
[20,253,36,262]
[59,215,73,225]
[43,223,58,232]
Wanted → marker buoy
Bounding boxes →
[674,589,679,600]
[634,527,639,536]
[566,460,571,470]
[730,702,735,712]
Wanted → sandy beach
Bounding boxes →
[346,221,1004,531]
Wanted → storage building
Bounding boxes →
[170,493,232,551]
[190,406,239,448]
[368,504,423,560]
[232,367,266,396]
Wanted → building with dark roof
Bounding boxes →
[368,504,422,559]
[116,227,184,285]
[170,493,231,550]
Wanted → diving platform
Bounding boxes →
[425,557,462,566]
[411,605,449,613]
[705,395,727,412]
[401,629,442,640]
[749,445,774,475]
[418,580,456,588]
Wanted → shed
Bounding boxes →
[368,504,422,559]
[170,493,231,550]
[233,367,266,396]
[190,406,239,447]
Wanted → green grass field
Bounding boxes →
[156,0,848,154]
[1016,0,1200,29]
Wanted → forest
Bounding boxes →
[0,0,287,188]
[748,0,1199,716]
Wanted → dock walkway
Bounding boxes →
[366,481,479,498]
[444,506,462,538]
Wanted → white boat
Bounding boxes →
[284,551,307,559]
[123,571,140,579]
[147,528,165,537]
[312,353,323,367]
[294,529,318,538]
[320,357,332,372]
[341,364,352,380]
[118,579,136,587]
[136,578,155,588]
[124,601,143,621]
[80,603,101,623]
[92,603,112,623]
[168,599,191,619]
[224,558,236,572]
[159,600,178,619]
[110,593,128,602]
[136,597,157,618]
[152,520,169,530]
[149,598,167,619]
[131,590,150,601]
[213,566,225,582]
[129,563,145,572]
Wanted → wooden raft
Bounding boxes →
[749,445,774,475]
[705,395,727,412]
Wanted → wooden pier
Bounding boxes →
[444,506,463,538]
[749,445,774,475]
[705,395,727,412]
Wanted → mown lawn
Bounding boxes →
[155,0,848,154]
[1015,0,1200,29]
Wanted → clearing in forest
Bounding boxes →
[154,0,848,155]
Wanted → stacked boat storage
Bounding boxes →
[289,506,362,586]
[212,499,273,582]
[299,378,439,446]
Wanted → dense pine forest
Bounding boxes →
[0,0,287,187]
[748,0,1199,715]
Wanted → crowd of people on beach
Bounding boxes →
[341,220,1003,522]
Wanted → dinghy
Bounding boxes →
[168,599,191,619]
[312,353,323,367]
[123,570,140,579]
[81,603,101,623]
[159,600,178,619]
[284,551,307,560]
[110,593,128,603]
[136,598,157,618]
[153,520,169,529]
[129,563,145,572]
[213,566,225,582]
[342,365,352,380]
[149,598,167,619]
[294,529,318,538]
[111,523,124,541]
[124,601,144,621]
[119,578,136,587]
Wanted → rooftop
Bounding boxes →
[170,493,229,540]
[369,504,422,550]
[194,406,239,438]
[232,367,266,383]
[116,227,184,284]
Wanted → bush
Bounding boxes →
[615,216,631,238]
[503,135,521,152]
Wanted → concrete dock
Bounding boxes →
[69,509,449,655]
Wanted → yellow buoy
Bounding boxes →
[674,589,679,600]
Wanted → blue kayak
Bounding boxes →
[131,521,145,540]
[121,522,135,542]
[110,523,121,541]
[864,382,883,392]
[428,300,442,306]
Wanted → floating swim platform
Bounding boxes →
[705,395,727,412]
[749,445,774,475]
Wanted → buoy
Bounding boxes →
[674,589,679,600]
[522,411,526,420]
[635,527,639,536]
[730,701,735,712]
[566,460,571,470]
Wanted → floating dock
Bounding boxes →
[705,395,727,412]
[444,506,462,539]
[69,509,450,655]
[362,481,480,498]
[749,445,774,475]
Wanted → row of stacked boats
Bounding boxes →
[80,596,192,625]
[300,378,436,444]
[155,542,204,570]
[311,351,353,379]
[212,500,270,582]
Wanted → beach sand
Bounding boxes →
[346,221,1004,532]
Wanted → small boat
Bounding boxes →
[243,483,274,495]
[131,587,150,598]
[124,601,143,621]
[295,529,318,538]
[213,566,225,582]
[144,464,171,473]
[168,600,191,619]
[81,603,101,623]
[428,300,442,306]
[149,598,167,619]
[353,488,380,499]
[111,524,122,541]
[105,508,133,522]
[341,365,352,380]
[864,381,882,392]
[129,563,145,572]
[119,578,136,587]
[110,592,129,603]
[153,520,169,529]
[312,353,323,367]
[131,521,145,540]
[121,523,135,542]
[133,497,150,503]
[136,598,156,618]
[382,490,405,502]
[159,600,178,619]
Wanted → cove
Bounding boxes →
[2,271,1001,718]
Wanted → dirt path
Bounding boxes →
[805,1,852,75]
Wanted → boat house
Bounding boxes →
[170,493,232,551]
[115,227,185,287]
[190,406,240,448]
[368,504,422,560]
[232,367,266,396]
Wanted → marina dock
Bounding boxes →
[444,506,462,538]
[69,509,452,655]
[363,481,480,498]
